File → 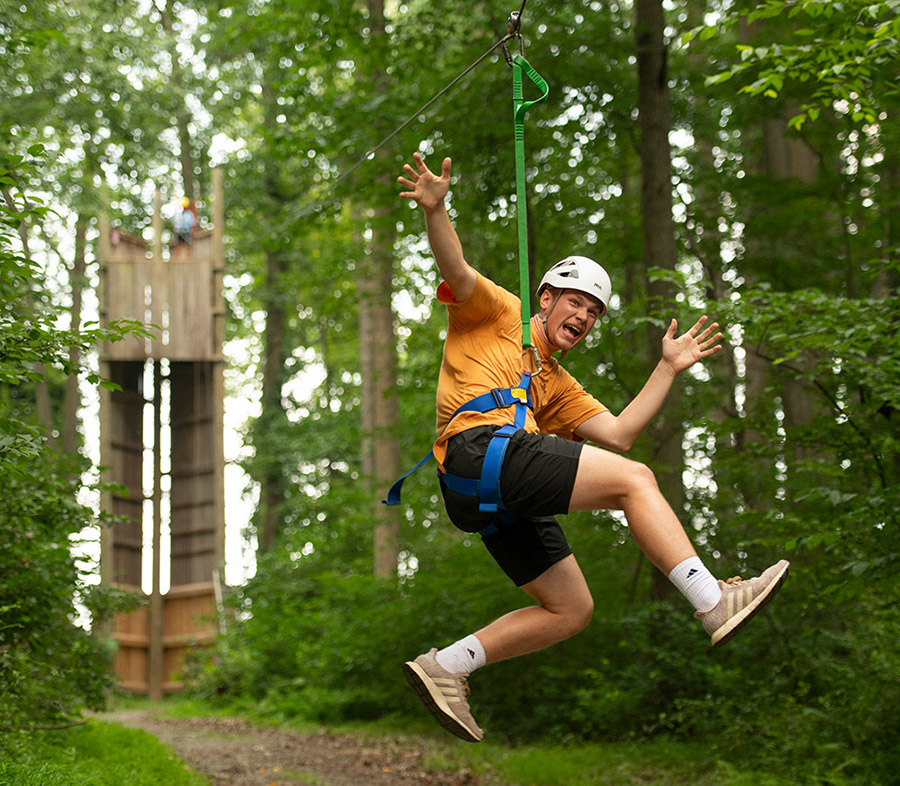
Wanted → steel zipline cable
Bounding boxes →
[333,35,520,190]
[241,1,531,249]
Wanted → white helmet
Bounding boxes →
[537,256,612,316]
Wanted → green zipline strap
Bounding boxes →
[511,53,549,351]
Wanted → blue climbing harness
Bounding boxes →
[383,372,534,520]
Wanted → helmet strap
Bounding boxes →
[537,289,567,356]
[539,289,563,330]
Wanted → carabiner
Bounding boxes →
[502,8,526,66]
[530,346,543,376]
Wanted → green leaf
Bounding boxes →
[705,71,735,87]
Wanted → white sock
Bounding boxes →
[668,556,722,613]
[434,634,486,675]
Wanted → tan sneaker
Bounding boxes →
[695,559,790,647]
[402,648,484,742]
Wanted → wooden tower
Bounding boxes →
[98,170,226,699]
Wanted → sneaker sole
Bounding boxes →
[402,660,482,743]
[711,561,790,647]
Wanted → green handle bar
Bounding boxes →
[512,53,549,351]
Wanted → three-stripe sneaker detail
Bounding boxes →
[695,559,790,647]
[402,649,484,742]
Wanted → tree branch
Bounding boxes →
[0,719,88,733]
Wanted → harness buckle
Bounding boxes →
[489,386,528,408]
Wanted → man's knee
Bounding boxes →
[573,594,594,634]
[629,460,660,495]
[561,592,594,637]
[571,450,662,512]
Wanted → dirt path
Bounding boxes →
[104,709,493,786]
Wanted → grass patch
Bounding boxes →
[0,720,207,786]
[440,740,799,786]
[142,693,329,734]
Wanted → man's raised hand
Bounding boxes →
[398,152,453,214]
[661,315,724,375]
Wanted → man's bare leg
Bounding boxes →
[401,555,592,743]
[404,444,788,742]
[474,554,593,664]
[473,446,701,665]
[568,444,697,574]
[567,443,789,646]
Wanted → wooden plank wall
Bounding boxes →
[101,257,219,363]
[169,361,217,587]
[111,585,218,695]
[105,362,144,586]
[161,583,218,693]
[111,595,149,693]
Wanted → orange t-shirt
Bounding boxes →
[433,271,608,467]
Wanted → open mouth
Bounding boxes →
[562,323,582,341]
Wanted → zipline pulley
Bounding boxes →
[502,11,523,65]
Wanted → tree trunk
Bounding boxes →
[360,0,400,578]
[357,207,400,577]
[684,0,741,476]
[747,21,821,505]
[730,16,824,514]
[63,215,87,456]
[875,125,900,298]
[257,246,287,553]
[635,0,683,600]
[256,75,290,553]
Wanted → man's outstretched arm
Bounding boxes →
[399,153,477,302]
[576,316,723,452]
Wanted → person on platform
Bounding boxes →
[173,196,196,245]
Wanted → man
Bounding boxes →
[397,152,789,743]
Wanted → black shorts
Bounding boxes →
[439,425,584,586]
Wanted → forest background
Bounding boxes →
[1,1,899,784]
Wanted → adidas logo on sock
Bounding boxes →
[467,648,476,658]
[686,568,698,578]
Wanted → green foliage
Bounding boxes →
[684,0,900,128]
[0,721,206,786]
[0,143,146,734]
[468,739,790,786]
[0,455,109,731]
[0,153,153,469]
[719,281,900,589]
[186,531,517,720]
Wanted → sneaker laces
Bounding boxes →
[725,575,744,586]
[459,676,471,700]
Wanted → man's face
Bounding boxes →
[539,288,603,351]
